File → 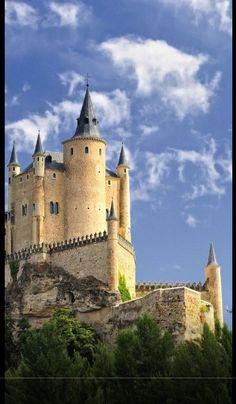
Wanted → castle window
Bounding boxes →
[50,202,54,214]
[93,118,97,125]
[22,204,27,216]
[20,177,23,182]
[53,173,56,179]
[27,175,29,180]
[108,180,111,185]
[85,146,89,154]
[84,117,89,124]
[124,169,127,173]
[33,203,35,211]
[55,202,59,214]
[99,148,102,155]
[70,148,73,155]
[37,157,39,161]
[13,167,15,171]
[8,178,11,184]
[46,155,52,163]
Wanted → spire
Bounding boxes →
[8,141,19,166]
[117,144,129,167]
[108,199,117,220]
[33,130,44,155]
[207,242,218,266]
[73,87,101,138]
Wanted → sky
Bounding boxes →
[5,0,232,326]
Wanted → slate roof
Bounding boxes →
[73,88,101,139]
[33,133,43,155]
[8,142,20,166]
[207,242,218,266]
[117,144,129,167]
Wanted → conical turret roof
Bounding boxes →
[207,242,218,266]
[8,141,19,166]
[33,131,44,155]
[73,87,101,139]
[108,199,117,220]
[117,144,129,167]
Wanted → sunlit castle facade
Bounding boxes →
[5,86,136,296]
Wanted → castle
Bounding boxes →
[5,86,224,342]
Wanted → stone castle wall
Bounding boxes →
[117,235,136,297]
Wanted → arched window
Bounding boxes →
[70,148,73,155]
[99,148,102,156]
[124,168,127,173]
[55,202,59,214]
[37,157,39,161]
[84,117,89,124]
[13,167,15,171]
[50,202,54,214]
[108,180,111,185]
[85,146,89,154]
[53,173,56,179]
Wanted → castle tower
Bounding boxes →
[7,141,20,211]
[116,145,131,242]
[107,199,118,291]
[204,242,223,325]
[6,141,20,253]
[63,86,106,240]
[32,132,45,245]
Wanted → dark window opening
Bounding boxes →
[20,177,23,182]
[50,201,54,214]
[27,175,29,179]
[93,118,97,125]
[70,148,73,155]
[85,146,89,154]
[84,117,89,124]
[22,204,27,216]
[55,202,59,214]
[53,173,56,178]
[37,157,39,161]
[124,168,127,173]
[13,167,15,171]
[46,155,52,163]
[33,203,35,211]
[99,148,102,155]
[108,180,111,185]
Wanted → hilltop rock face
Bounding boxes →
[5,262,121,320]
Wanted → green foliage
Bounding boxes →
[9,260,19,281]
[5,312,232,404]
[118,274,131,302]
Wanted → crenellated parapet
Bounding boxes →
[5,231,108,263]
[117,234,135,255]
[136,281,208,293]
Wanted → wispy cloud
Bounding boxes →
[6,1,39,28]
[160,0,232,35]
[45,1,91,28]
[100,36,221,119]
[186,214,198,227]
[58,71,85,96]
[5,89,131,153]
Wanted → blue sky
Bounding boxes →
[5,0,232,326]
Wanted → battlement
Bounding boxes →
[136,281,207,293]
[5,231,108,262]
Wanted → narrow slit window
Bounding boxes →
[53,173,56,179]
[70,147,73,155]
[55,202,59,214]
[50,201,54,214]
[99,148,102,156]
[85,146,89,154]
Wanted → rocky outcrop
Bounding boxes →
[5,262,121,321]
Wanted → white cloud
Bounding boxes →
[160,0,232,35]
[59,71,85,96]
[100,36,221,119]
[132,138,231,202]
[22,82,31,92]
[186,214,198,227]
[46,1,91,28]
[139,124,159,137]
[6,1,39,28]
[5,89,130,153]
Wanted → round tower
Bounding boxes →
[32,132,45,245]
[204,242,223,325]
[7,141,20,211]
[6,141,20,253]
[63,86,106,240]
[107,199,118,290]
[116,145,131,242]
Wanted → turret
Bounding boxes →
[116,144,131,242]
[204,242,223,325]
[7,141,20,211]
[32,131,45,177]
[32,131,45,245]
[107,199,118,290]
[63,85,106,240]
